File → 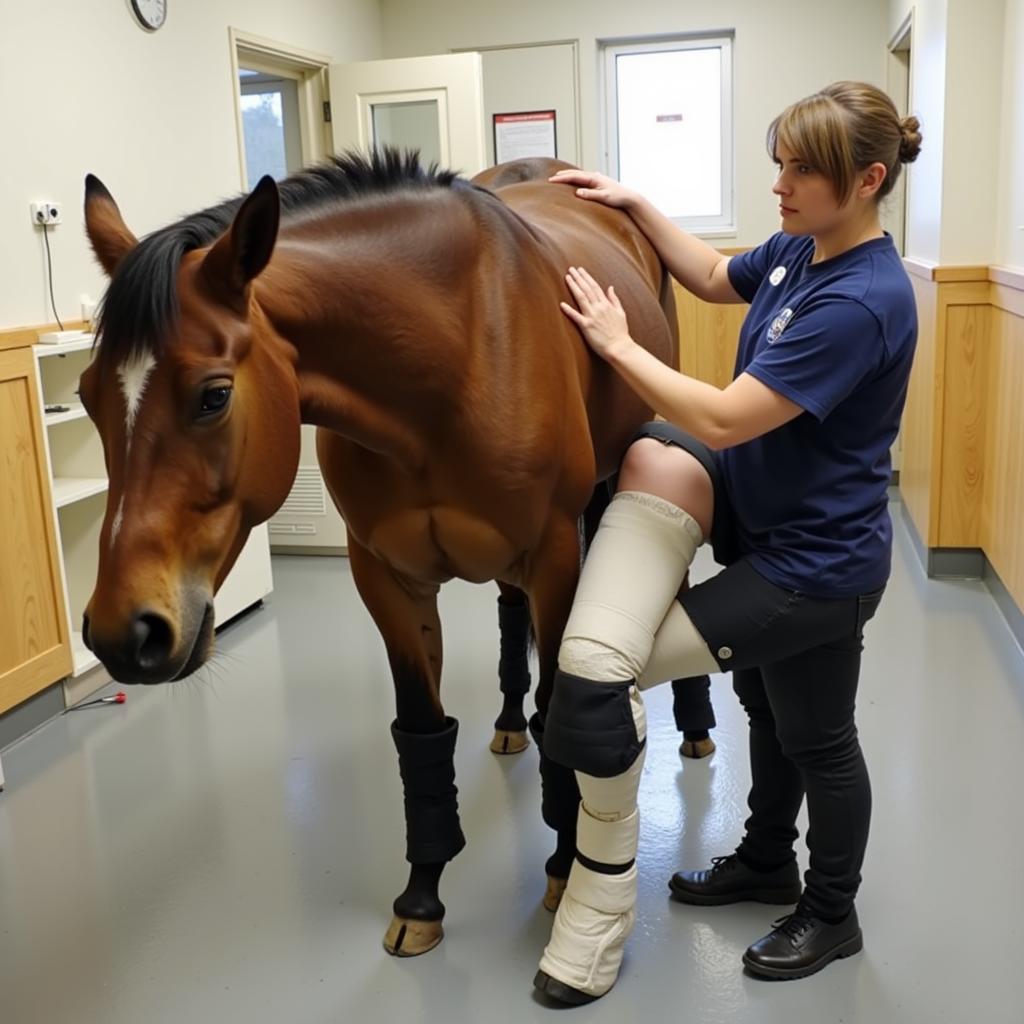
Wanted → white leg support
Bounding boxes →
[638,600,719,689]
[559,491,704,682]
[538,689,646,1000]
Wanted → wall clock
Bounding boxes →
[130,0,166,32]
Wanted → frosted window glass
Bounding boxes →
[241,92,287,190]
[615,48,722,220]
[372,100,442,167]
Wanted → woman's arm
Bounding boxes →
[562,266,802,449]
[549,169,745,304]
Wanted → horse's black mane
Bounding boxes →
[96,148,467,363]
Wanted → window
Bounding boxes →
[239,68,303,189]
[603,34,733,234]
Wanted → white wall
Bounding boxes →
[378,0,890,248]
[940,0,1005,264]
[0,0,381,330]
[890,0,1020,270]
[997,0,1024,268]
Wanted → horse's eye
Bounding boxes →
[199,384,232,416]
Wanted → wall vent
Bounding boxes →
[278,466,327,517]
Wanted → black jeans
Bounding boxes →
[633,420,885,918]
[676,562,884,918]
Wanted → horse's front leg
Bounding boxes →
[346,536,463,957]
[490,582,532,755]
[524,511,585,912]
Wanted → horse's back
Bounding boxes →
[472,162,678,479]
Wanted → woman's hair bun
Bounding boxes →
[899,116,922,163]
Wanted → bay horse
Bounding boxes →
[79,150,677,957]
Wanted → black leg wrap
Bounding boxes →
[391,717,466,864]
[497,598,532,698]
[543,669,645,778]
[671,675,716,733]
[528,713,581,833]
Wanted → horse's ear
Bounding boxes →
[201,175,280,300]
[84,175,139,277]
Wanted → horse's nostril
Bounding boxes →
[132,613,174,670]
[82,613,92,651]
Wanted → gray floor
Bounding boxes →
[2,498,1023,1024]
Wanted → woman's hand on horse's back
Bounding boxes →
[548,169,639,210]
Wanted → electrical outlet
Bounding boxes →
[30,201,62,226]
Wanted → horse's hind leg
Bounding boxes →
[346,537,463,957]
[490,583,532,755]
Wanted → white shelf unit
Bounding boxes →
[33,337,274,700]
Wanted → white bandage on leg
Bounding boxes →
[638,600,719,689]
[538,688,646,999]
[559,491,705,683]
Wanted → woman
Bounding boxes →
[533,81,922,1004]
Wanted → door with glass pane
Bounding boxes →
[328,53,486,177]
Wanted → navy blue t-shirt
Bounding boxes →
[722,232,917,597]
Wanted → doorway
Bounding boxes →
[886,15,913,256]
[229,29,331,190]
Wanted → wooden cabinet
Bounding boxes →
[0,344,72,714]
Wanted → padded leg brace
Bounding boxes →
[638,602,719,689]
[391,717,466,864]
[544,670,644,778]
[538,688,647,999]
[497,597,532,698]
[559,490,705,683]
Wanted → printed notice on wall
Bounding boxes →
[493,110,557,163]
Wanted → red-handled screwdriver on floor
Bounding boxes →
[67,691,127,711]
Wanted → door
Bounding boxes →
[328,53,486,177]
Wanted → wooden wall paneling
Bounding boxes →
[981,303,1024,607]
[936,283,991,547]
[673,281,699,378]
[673,281,747,388]
[900,273,940,543]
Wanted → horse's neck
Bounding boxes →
[257,195,479,467]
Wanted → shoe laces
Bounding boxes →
[771,902,816,942]
[708,854,739,876]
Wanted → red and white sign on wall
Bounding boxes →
[493,110,557,164]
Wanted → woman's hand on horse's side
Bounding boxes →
[548,169,638,210]
[560,266,636,362]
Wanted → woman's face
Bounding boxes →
[771,141,850,236]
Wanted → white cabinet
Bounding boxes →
[33,337,273,701]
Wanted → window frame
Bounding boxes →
[602,33,735,236]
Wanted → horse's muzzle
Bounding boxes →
[82,600,215,685]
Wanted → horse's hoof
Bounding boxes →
[543,875,567,912]
[383,915,444,957]
[489,729,529,755]
[680,736,716,759]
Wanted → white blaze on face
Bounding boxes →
[111,351,156,549]
[117,351,156,437]
[110,496,125,546]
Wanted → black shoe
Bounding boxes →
[743,904,863,980]
[668,854,801,906]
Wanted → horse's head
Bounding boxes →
[79,175,301,683]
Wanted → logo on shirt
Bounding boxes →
[769,266,787,286]
[767,308,794,343]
